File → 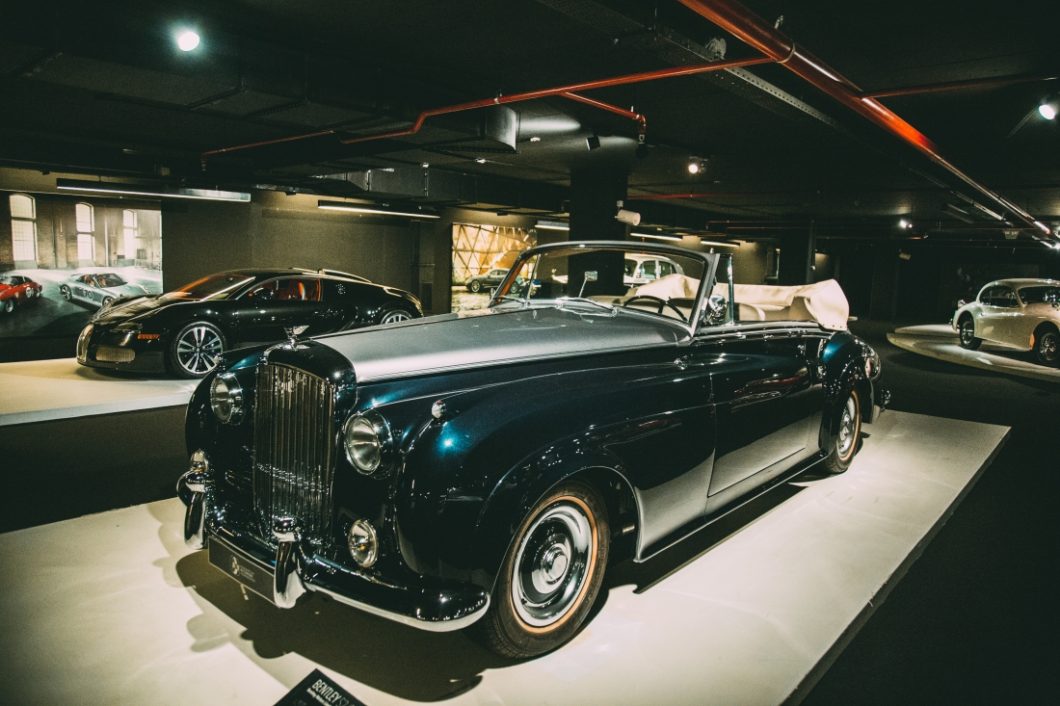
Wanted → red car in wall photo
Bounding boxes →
[0,273,43,314]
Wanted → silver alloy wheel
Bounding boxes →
[512,501,593,628]
[380,309,412,325]
[61,287,71,301]
[175,325,224,375]
[1039,331,1059,363]
[837,394,857,458]
[960,319,975,345]
[1,299,12,314]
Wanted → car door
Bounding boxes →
[690,262,825,505]
[976,285,1017,343]
[235,276,326,344]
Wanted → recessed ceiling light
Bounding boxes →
[176,30,201,52]
[1039,102,1057,121]
[687,161,701,175]
[420,162,430,168]
[529,136,542,143]
[474,157,487,164]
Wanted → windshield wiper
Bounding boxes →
[554,297,617,315]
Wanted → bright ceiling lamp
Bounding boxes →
[176,29,201,52]
[1038,101,1057,121]
[56,179,250,202]
[317,200,440,219]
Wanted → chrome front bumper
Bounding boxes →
[176,457,490,632]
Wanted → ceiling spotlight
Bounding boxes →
[898,217,913,229]
[1039,101,1058,121]
[585,134,601,151]
[420,162,430,168]
[176,29,201,52]
[687,158,706,175]
[474,157,487,164]
[529,136,542,143]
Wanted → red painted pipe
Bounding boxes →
[200,56,771,161]
[339,55,770,145]
[676,0,1049,236]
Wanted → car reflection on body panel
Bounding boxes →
[951,277,1060,366]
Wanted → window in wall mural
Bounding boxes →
[451,223,535,312]
[0,190,163,342]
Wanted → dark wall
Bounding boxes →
[161,191,429,305]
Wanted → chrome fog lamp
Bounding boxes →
[209,373,243,424]
[348,519,379,568]
[343,413,391,475]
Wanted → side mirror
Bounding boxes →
[701,294,727,326]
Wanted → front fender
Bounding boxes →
[391,360,710,591]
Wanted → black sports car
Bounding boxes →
[76,268,423,377]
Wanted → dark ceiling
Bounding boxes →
[1,0,1058,243]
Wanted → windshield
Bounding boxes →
[1019,285,1060,305]
[493,245,708,325]
[165,272,255,301]
[95,273,126,287]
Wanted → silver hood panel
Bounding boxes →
[316,306,688,383]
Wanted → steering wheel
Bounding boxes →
[621,295,686,320]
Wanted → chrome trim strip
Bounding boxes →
[308,585,491,632]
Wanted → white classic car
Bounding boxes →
[59,272,148,310]
[951,278,1060,365]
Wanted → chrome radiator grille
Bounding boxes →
[253,363,336,541]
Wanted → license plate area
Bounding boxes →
[209,535,276,604]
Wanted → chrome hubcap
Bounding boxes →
[513,501,593,628]
[381,310,411,324]
[960,322,973,344]
[837,395,857,457]
[176,326,223,374]
[1041,333,1058,361]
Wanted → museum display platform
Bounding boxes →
[0,357,197,426]
[0,357,196,532]
[0,411,1008,705]
[887,324,1060,383]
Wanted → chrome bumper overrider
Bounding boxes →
[176,456,490,632]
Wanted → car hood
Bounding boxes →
[316,305,689,383]
[93,292,170,322]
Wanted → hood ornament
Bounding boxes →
[284,325,310,347]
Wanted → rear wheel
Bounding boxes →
[477,481,609,658]
[1033,327,1059,366]
[377,306,414,325]
[823,387,862,474]
[60,286,71,301]
[469,279,483,293]
[958,316,981,350]
[169,322,225,378]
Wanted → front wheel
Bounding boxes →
[1,299,13,314]
[169,321,225,378]
[823,387,862,474]
[958,317,981,350]
[60,286,71,301]
[1033,327,1059,366]
[469,279,483,293]
[477,481,609,658]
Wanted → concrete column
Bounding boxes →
[569,168,628,241]
[778,228,816,285]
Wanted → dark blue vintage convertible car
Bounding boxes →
[179,241,885,657]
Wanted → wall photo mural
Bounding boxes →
[0,191,162,339]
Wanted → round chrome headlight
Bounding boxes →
[343,413,391,475]
[348,519,379,568]
[209,373,243,424]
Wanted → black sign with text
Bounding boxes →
[274,669,366,706]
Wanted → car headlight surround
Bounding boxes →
[343,411,393,475]
[209,372,244,424]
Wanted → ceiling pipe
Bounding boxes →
[676,0,1051,239]
[865,73,1059,99]
[200,56,772,163]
